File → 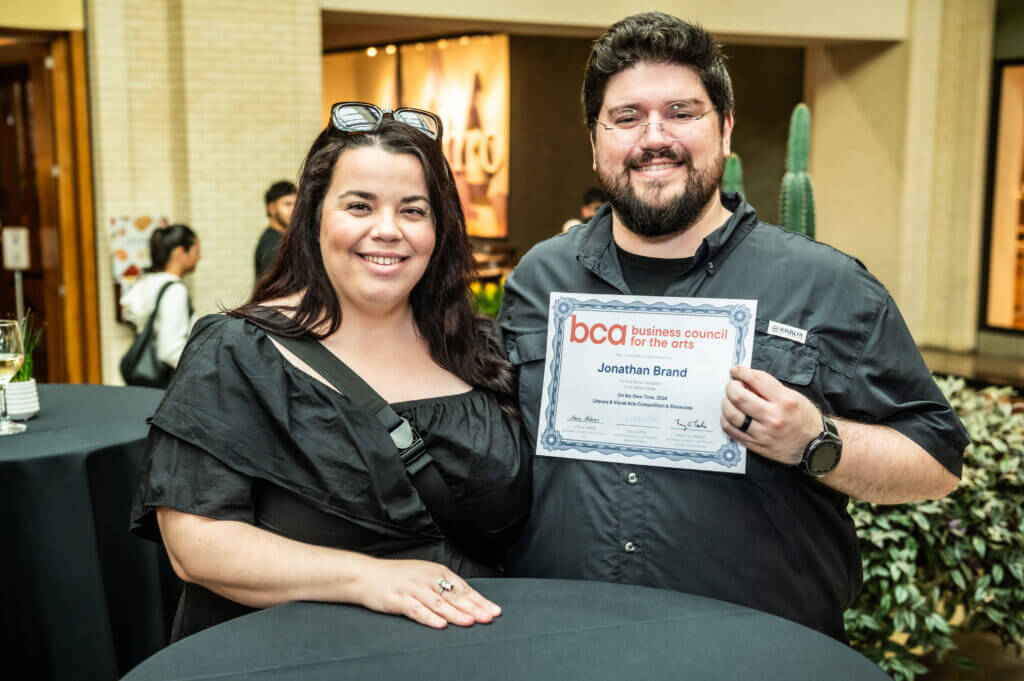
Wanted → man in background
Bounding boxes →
[562,187,607,233]
[254,180,296,279]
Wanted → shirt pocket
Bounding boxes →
[750,319,818,387]
[508,332,548,438]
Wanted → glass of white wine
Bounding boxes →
[0,320,27,435]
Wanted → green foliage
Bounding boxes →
[847,376,1024,680]
[13,312,42,382]
[470,280,504,319]
[722,153,745,196]
[779,103,816,239]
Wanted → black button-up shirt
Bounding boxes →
[498,195,968,641]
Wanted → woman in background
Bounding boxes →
[121,223,200,371]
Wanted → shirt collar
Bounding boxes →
[578,192,759,273]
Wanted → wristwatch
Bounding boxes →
[800,413,842,478]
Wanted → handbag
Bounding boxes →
[120,281,179,389]
[266,330,524,564]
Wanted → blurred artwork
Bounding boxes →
[108,214,169,286]
[321,35,510,238]
[401,35,509,238]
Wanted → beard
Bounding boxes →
[597,147,725,238]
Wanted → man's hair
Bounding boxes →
[264,180,297,205]
[582,187,606,206]
[231,120,516,415]
[582,12,734,133]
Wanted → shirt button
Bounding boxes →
[706,261,715,274]
[624,541,637,553]
[626,472,639,484]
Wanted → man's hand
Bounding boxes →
[720,365,822,466]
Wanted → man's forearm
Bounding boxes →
[819,420,959,505]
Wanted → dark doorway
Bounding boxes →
[0,31,100,383]
[0,42,54,381]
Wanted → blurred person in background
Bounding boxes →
[121,223,200,370]
[254,180,297,278]
[561,187,606,233]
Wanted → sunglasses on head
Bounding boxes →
[330,101,443,141]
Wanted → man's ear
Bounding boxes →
[721,110,735,157]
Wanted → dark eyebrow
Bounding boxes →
[608,98,706,115]
[400,195,429,204]
[607,104,641,116]
[338,190,375,200]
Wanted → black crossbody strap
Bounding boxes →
[266,331,497,563]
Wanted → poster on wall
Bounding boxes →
[401,35,510,238]
[107,214,170,287]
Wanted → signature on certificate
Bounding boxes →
[674,418,710,432]
[568,415,602,424]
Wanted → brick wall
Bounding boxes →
[87,0,321,383]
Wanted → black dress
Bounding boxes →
[131,314,530,641]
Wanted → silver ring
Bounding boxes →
[739,415,753,432]
[437,578,454,595]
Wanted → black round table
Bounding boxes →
[123,579,888,681]
[0,384,176,681]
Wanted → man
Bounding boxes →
[254,180,296,278]
[562,187,608,233]
[498,12,968,641]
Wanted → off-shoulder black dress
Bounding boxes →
[131,314,530,641]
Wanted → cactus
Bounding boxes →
[779,103,815,239]
[722,153,745,196]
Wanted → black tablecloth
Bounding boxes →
[0,384,177,681]
[123,579,888,681]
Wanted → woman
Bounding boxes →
[121,224,200,372]
[130,104,529,640]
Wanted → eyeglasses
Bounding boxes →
[595,105,718,144]
[330,101,443,141]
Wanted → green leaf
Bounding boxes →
[911,511,930,531]
[951,570,966,591]
[895,585,910,604]
[993,564,1005,584]
[973,536,987,557]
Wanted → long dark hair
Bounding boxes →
[148,224,197,272]
[230,120,516,414]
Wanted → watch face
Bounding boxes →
[809,443,839,474]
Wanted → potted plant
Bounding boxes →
[7,313,41,420]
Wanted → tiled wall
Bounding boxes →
[87,0,321,383]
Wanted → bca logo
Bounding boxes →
[569,315,627,345]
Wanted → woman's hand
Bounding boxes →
[353,558,502,629]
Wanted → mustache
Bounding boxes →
[627,148,690,168]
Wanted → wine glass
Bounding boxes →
[0,320,27,435]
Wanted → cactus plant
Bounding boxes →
[779,103,815,239]
[722,153,745,196]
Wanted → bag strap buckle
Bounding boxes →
[390,418,431,476]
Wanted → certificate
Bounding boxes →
[536,293,757,473]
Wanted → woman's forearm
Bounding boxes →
[156,507,372,608]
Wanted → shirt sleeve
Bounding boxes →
[130,425,255,543]
[831,295,969,477]
[156,282,192,368]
